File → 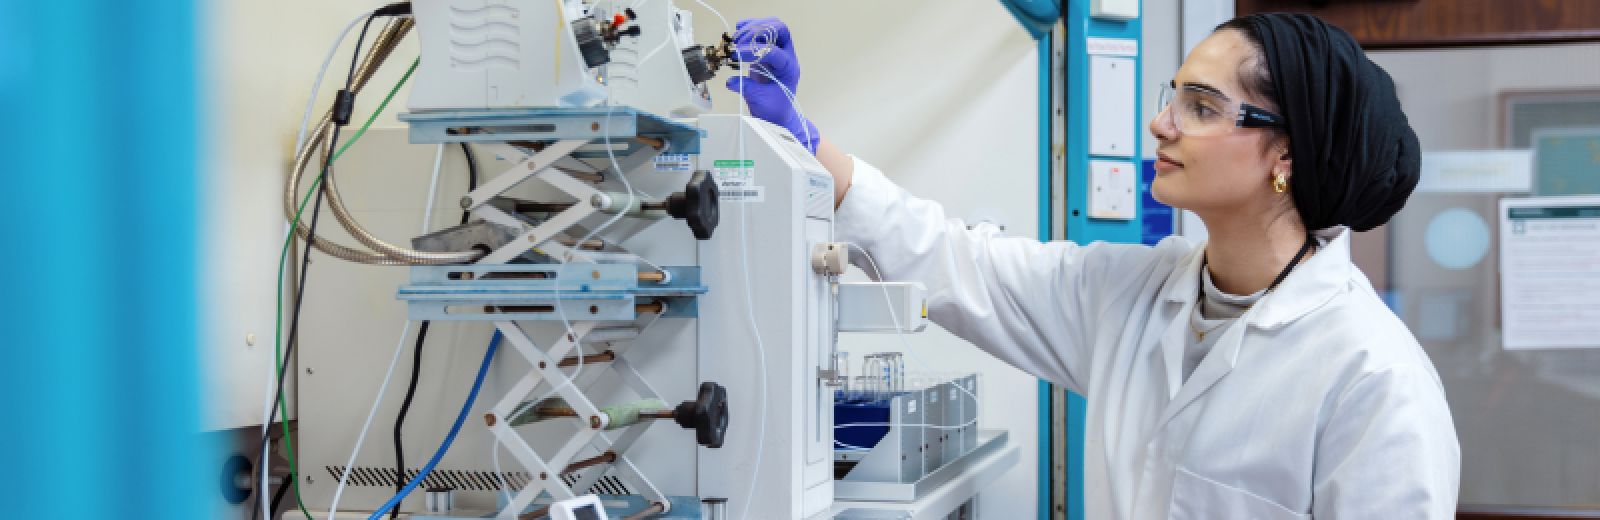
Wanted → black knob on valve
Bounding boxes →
[674,382,729,448]
[666,170,720,240]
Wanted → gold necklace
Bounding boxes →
[1189,307,1230,341]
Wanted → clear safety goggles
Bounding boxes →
[1156,80,1285,137]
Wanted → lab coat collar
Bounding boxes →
[1158,226,1351,327]
[1159,307,1251,425]
[1154,226,1353,409]
[1249,226,1351,330]
[1157,244,1204,305]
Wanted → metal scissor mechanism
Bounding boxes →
[395,107,724,519]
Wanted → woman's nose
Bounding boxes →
[1149,106,1178,142]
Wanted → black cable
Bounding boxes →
[390,143,480,517]
[460,142,478,224]
[391,319,429,519]
[255,12,377,519]
[461,142,479,190]
[253,125,340,520]
[268,471,294,517]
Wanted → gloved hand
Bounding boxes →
[724,17,819,154]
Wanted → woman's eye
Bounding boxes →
[1183,99,1217,119]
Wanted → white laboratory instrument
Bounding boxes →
[598,0,718,117]
[409,0,609,110]
[408,0,730,118]
[278,2,1012,518]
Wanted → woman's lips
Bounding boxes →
[1155,152,1184,172]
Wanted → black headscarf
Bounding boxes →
[1236,13,1420,232]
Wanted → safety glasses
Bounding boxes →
[1156,80,1284,137]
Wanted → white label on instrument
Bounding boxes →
[907,399,917,414]
[653,153,693,172]
[805,172,833,219]
[712,159,764,202]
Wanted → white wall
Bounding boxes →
[202,0,1043,517]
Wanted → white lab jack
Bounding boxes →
[834,157,1460,519]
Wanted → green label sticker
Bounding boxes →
[711,159,762,202]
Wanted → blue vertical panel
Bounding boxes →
[1060,2,1143,520]
[0,1,208,518]
[1063,6,1143,245]
[1036,30,1055,520]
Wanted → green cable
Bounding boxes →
[272,56,419,519]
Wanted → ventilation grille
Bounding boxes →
[325,466,630,495]
[447,3,521,69]
[561,473,631,495]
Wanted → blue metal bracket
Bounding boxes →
[398,265,706,321]
[399,107,706,155]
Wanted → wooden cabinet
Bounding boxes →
[1235,0,1600,48]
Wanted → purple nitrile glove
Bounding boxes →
[724,17,819,154]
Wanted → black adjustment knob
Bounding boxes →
[666,170,720,240]
[674,382,729,448]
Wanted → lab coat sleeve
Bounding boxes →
[833,156,1149,393]
[1311,363,1461,519]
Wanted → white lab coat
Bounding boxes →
[834,157,1460,519]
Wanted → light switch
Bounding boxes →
[1089,160,1137,220]
[1091,0,1139,20]
[1089,56,1136,158]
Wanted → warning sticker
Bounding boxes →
[712,159,764,202]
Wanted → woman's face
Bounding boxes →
[1148,30,1289,218]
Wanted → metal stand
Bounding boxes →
[396,108,705,519]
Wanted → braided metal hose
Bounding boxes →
[285,17,483,265]
[285,18,411,264]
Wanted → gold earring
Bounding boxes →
[1272,171,1289,193]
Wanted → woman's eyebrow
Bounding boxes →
[1179,81,1231,102]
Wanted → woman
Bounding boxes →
[727,12,1459,519]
